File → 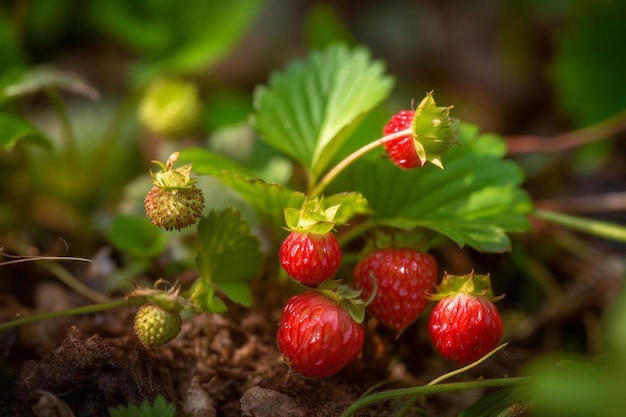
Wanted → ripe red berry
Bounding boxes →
[276,290,365,378]
[428,272,503,365]
[382,110,423,169]
[353,248,437,333]
[279,231,342,286]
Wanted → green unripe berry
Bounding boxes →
[145,152,205,231]
[145,185,204,231]
[134,303,182,347]
[139,78,202,138]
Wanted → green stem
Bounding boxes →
[340,377,528,417]
[309,129,412,198]
[533,209,626,243]
[91,90,142,185]
[338,218,377,247]
[41,261,110,304]
[45,87,77,162]
[394,343,509,416]
[0,297,145,332]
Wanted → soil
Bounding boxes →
[0,266,528,417]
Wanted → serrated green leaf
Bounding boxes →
[0,66,99,104]
[0,112,52,150]
[216,173,306,230]
[188,279,227,314]
[108,395,176,417]
[105,214,168,258]
[252,44,394,183]
[347,123,533,252]
[194,208,263,310]
[178,147,255,177]
[323,192,371,225]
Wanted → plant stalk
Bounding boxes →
[0,297,145,332]
[340,377,528,417]
[533,209,626,243]
[309,129,412,198]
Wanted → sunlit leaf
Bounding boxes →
[252,44,394,183]
[194,208,264,311]
[216,173,306,230]
[323,192,371,225]
[179,147,255,177]
[346,123,533,252]
[0,112,52,150]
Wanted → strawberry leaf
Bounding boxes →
[180,147,308,235]
[179,147,255,177]
[252,44,394,184]
[0,112,52,150]
[323,192,371,225]
[108,395,176,417]
[347,123,533,252]
[216,173,306,231]
[193,208,263,311]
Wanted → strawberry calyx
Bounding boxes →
[283,197,339,235]
[410,92,456,169]
[317,280,368,325]
[427,270,504,302]
[127,279,188,314]
[150,151,198,190]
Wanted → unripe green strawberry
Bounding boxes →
[139,78,201,138]
[145,152,204,231]
[428,272,503,365]
[134,303,182,347]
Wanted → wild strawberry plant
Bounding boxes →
[11,43,626,416]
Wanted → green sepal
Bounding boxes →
[411,92,456,169]
[283,197,339,234]
[428,270,504,301]
[318,282,367,325]
[150,152,198,189]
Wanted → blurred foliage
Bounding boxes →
[1,0,626,415]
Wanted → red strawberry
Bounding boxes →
[353,248,438,333]
[279,199,342,286]
[382,110,423,169]
[382,93,456,170]
[276,289,365,378]
[279,231,341,286]
[428,272,503,365]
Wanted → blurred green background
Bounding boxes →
[2,0,626,414]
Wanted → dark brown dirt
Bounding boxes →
[0,280,409,417]
[0,274,524,417]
